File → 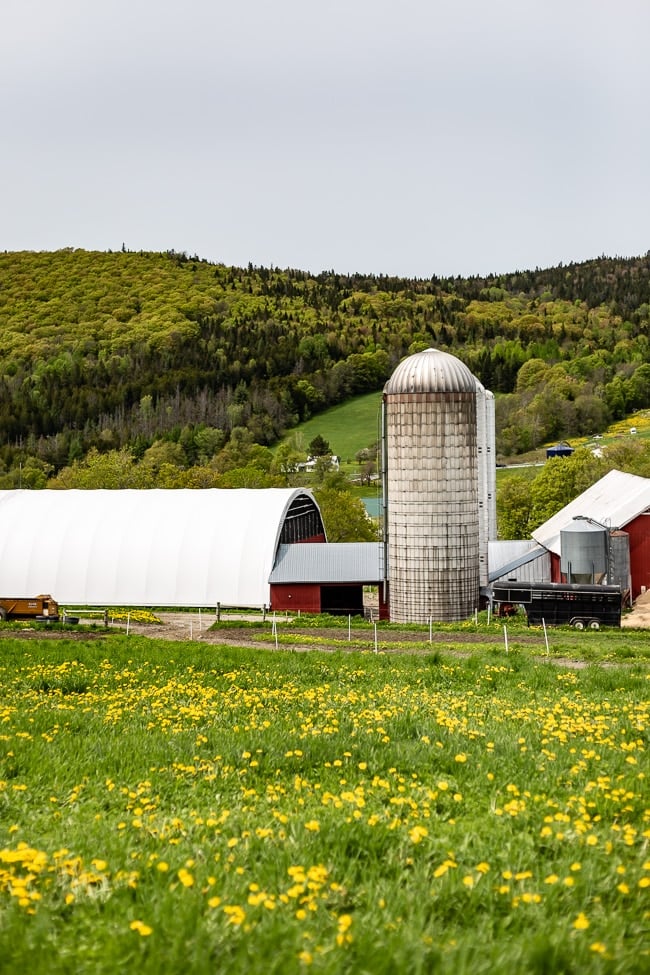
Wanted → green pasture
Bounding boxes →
[1,631,648,974]
[280,392,383,463]
[282,391,650,479]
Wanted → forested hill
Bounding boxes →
[1,248,649,480]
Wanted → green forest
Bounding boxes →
[1,247,649,533]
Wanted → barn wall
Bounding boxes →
[551,553,562,583]
[379,585,390,620]
[627,513,650,599]
[270,584,321,613]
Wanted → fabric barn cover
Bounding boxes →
[0,488,321,608]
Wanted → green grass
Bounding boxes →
[280,391,383,463]
[1,634,648,973]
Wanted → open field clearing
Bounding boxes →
[0,633,648,974]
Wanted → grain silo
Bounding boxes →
[383,348,480,622]
[476,381,496,587]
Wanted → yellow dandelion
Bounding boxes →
[130,919,153,937]
[573,913,590,931]
[304,820,320,833]
[409,825,428,844]
[223,904,246,926]
[455,753,467,763]
[590,942,607,955]
[178,868,194,888]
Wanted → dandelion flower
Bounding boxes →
[573,913,590,931]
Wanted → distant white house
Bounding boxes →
[296,455,340,473]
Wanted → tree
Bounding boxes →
[313,487,379,542]
[308,434,332,457]
[528,450,605,527]
[48,448,148,489]
[496,476,535,539]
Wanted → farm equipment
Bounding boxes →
[0,594,60,622]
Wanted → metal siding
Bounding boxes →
[489,541,551,583]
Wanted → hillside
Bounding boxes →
[1,248,649,484]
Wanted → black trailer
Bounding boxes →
[491,582,622,629]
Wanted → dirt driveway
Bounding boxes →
[621,589,650,628]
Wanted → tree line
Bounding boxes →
[1,248,649,484]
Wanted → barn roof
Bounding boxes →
[532,469,650,556]
[270,543,384,584]
[0,488,322,608]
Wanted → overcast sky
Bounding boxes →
[2,0,649,279]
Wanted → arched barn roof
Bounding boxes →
[0,488,324,608]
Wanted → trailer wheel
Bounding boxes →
[572,619,585,630]
[589,620,600,631]
[0,607,6,621]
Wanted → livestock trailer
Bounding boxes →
[491,582,622,629]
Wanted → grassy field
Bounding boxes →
[281,392,650,475]
[1,629,648,973]
[280,392,383,464]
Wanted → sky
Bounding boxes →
[2,0,649,279]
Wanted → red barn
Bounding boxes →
[532,469,650,601]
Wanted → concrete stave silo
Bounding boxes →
[383,348,480,622]
[476,381,496,588]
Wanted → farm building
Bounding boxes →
[531,469,650,600]
[0,347,498,623]
[270,542,386,618]
[0,488,325,610]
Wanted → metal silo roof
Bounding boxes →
[384,348,476,395]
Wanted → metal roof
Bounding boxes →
[270,543,384,584]
[384,348,476,395]
[0,488,319,608]
[532,469,650,556]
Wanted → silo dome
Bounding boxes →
[384,348,477,395]
[383,348,480,623]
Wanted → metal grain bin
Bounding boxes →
[560,518,608,584]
